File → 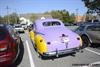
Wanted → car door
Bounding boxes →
[86,25,100,43]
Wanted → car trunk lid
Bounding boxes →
[39,27,80,52]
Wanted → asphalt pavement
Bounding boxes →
[17,26,100,67]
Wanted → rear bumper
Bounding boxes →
[42,47,80,57]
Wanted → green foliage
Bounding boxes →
[9,12,19,24]
[0,16,4,23]
[30,14,37,22]
[69,13,75,23]
[26,10,76,23]
[82,0,100,13]
[50,10,62,19]
[1,12,19,24]
[50,9,75,23]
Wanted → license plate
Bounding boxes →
[61,37,69,43]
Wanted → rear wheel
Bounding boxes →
[81,36,90,48]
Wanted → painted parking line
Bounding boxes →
[85,48,100,56]
[81,61,100,67]
[91,61,100,64]
[26,40,35,67]
[81,48,100,67]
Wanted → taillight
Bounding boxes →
[47,42,51,45]
[62,34,68,37]
[0,44,8,51]
[40,39,43,42]
[77,37,80,40]
[62,34,66,37]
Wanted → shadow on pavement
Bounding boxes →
[8,39,24,67]
[41,52,76,60]
[91,43,100,48]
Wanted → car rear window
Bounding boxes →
[43,21,61,27]
[0,29,6,40]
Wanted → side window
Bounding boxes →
[87,26,100,31]
[87,26,95,31]
[77,26,85,31]
[94,26,100,31]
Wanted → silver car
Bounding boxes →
[75,24,100,48]
[14,24,24,33]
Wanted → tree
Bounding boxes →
[3,16,8,24]
[30,14,37,22]
[30,10,76,23]
[82,0,100,13]
[0,16,4,23]
[3,12,19,24]
[50,9,74,23]
[60,9,70,23]
[50,10,62,19]
[9,12,19,24]
[69,13,75,23]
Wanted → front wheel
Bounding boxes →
[81,36,91,48]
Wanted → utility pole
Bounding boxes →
[14,9,17,24]
[76,9,79,22]
[6,6,9,24]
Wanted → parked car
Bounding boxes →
[21,23,27,30]
[75,24,100,48]
[14,24,24,33]
[0,24,21,66]
[30,19,82,57]
[86,19,99,23]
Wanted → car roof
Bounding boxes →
[35,18,64,26]
[80,22,100,27]
[35,18,62,23]
[34,19,64,30]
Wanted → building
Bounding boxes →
[75,15,86,22]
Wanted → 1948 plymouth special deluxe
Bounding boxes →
[29,18,82,57]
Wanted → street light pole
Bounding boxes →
[6,6,9,24]
[76,9,79,22]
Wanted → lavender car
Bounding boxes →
[30,18,82,57]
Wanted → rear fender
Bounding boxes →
[79,36,83,47]
[30,31,35,41]
[34,34,47,54]
[81,34,92,43]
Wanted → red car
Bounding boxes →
[0,24,21,66]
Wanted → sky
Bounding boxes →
[0,0,87,16]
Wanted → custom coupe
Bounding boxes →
[30,19,82,57]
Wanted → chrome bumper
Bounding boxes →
[43,47,80,57]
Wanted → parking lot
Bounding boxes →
[0,0,100,67]
[16,26,100,67]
